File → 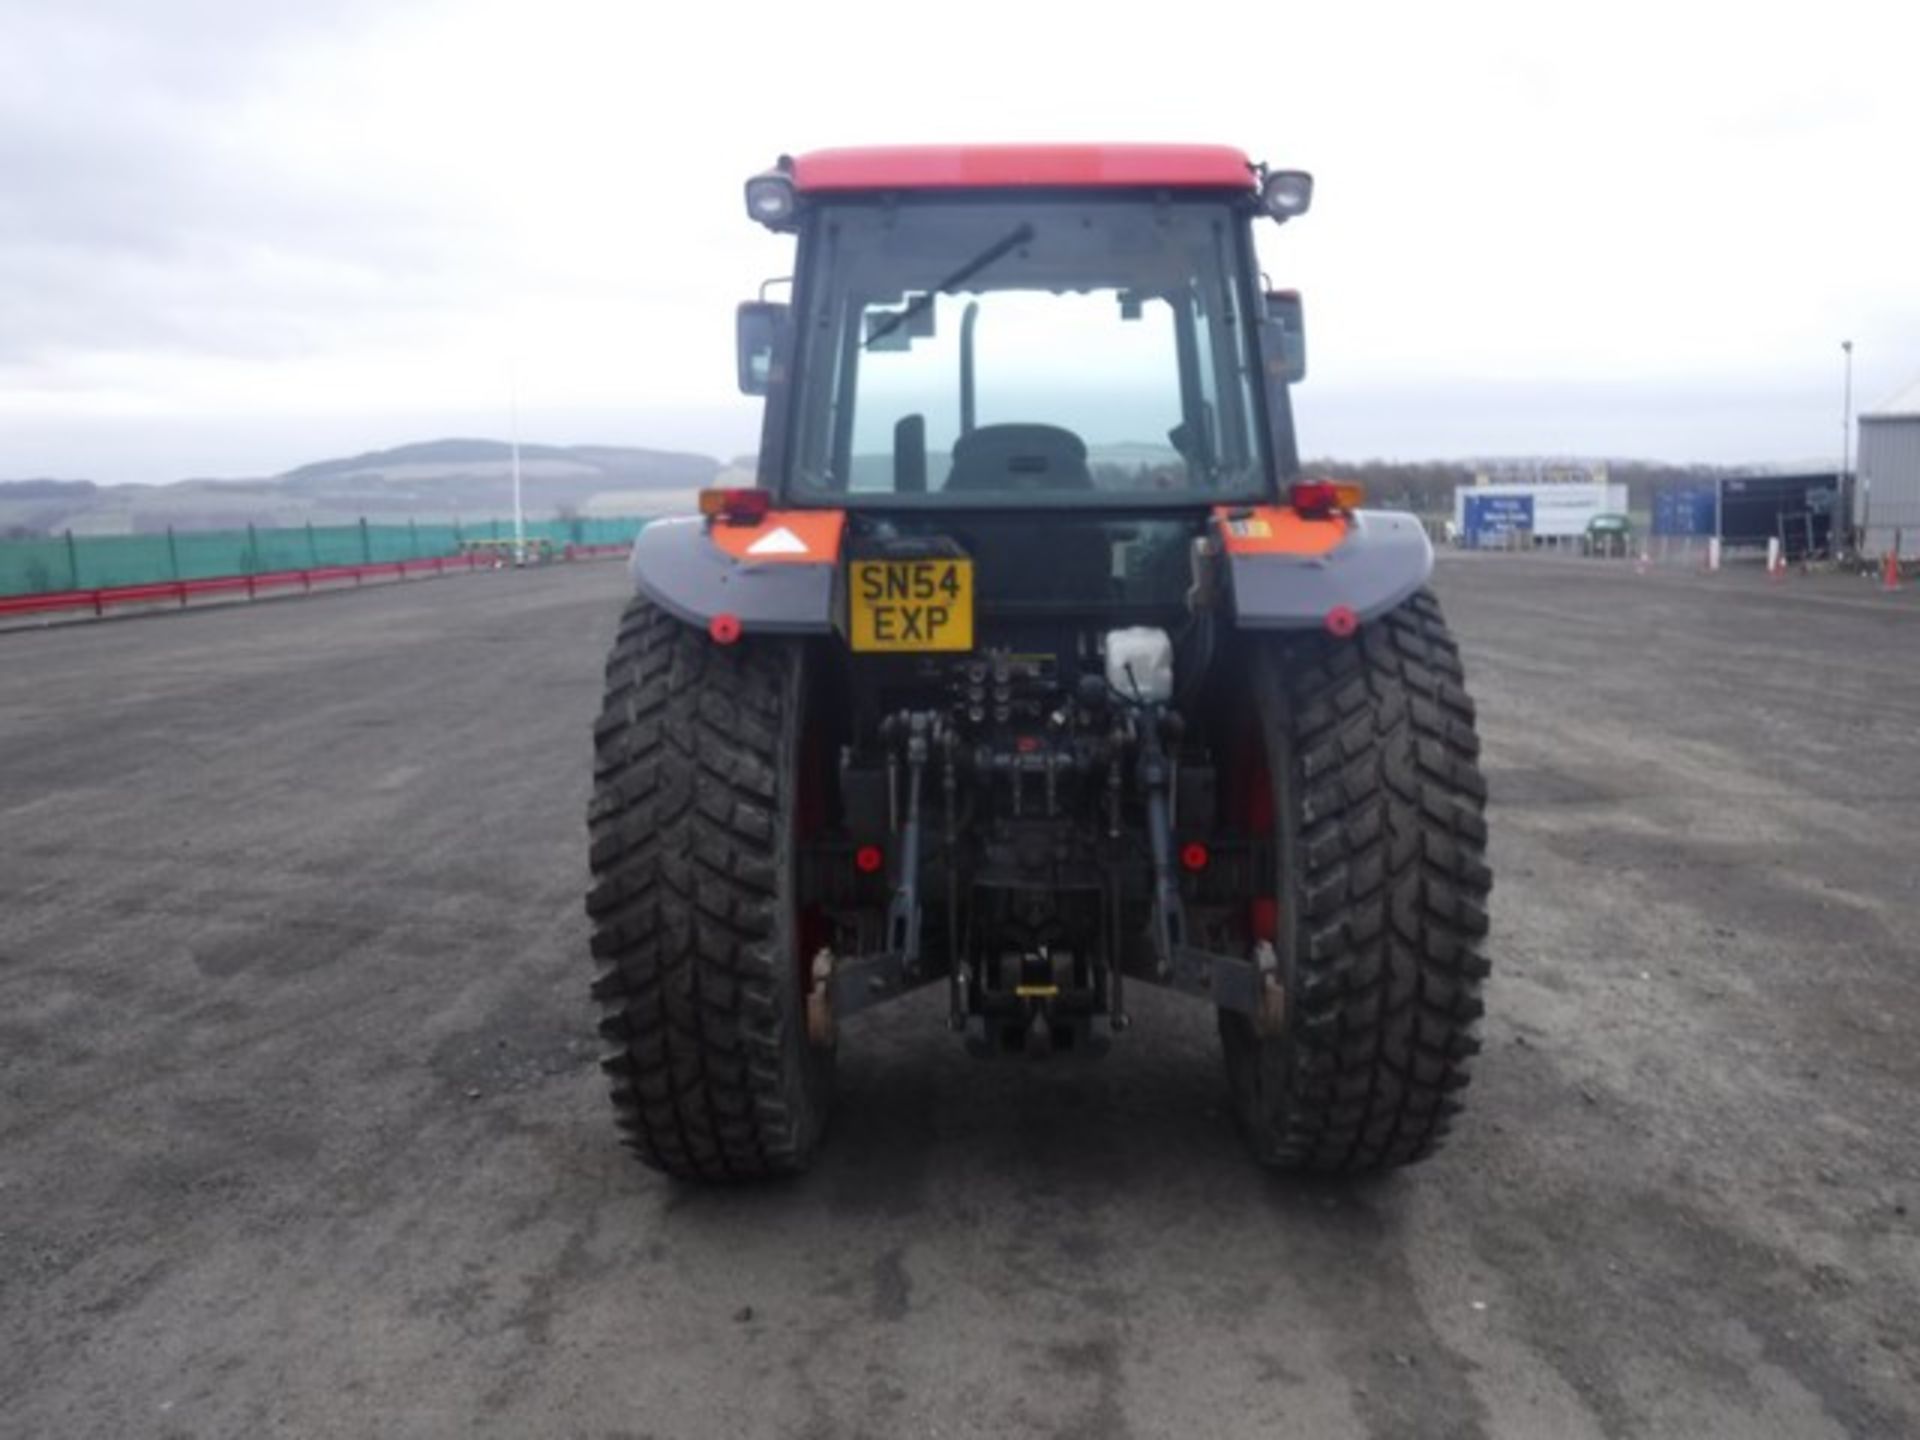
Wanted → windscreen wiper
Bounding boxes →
[862,223,1035,350]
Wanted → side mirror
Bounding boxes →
[1262,290,1307,384]
[736,301,788,395]
[864,309,913,352]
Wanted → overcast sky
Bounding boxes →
[2,0,1915,483]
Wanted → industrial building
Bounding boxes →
[1648,473,1841,559]
[1859,379,1920,559]
[1453,471,1627,547]
[1718,473,1841,559]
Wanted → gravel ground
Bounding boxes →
[2,553,1916,1439]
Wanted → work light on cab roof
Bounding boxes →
[593,139,1491,1189]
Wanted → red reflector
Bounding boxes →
[1180,841,1210,872]
[698,487,773,525]
[854,844,884,874]
[708,612,742,645]
[1325,605,1358,639]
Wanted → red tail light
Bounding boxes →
[1180,841,1210,872]
[854,844,885,875]
[1289,480,1365,518]
[698,487,773,526]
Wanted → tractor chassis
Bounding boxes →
[802,700,1288,1057]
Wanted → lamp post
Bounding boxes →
[1842,340,1855,550]
[509,362,526,567]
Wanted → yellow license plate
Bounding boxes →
[848,558,974,652]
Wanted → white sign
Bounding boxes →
[1453,483,1628,539]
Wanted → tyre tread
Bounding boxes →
[585,596,822,1181]
[1242,588,1492,1172]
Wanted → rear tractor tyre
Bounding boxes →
[586,597,833,1181]
[1220,589,1491,1173]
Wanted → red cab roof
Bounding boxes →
[790,144,1256,194]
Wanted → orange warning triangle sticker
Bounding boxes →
[746,526,809,557]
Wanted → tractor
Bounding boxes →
[586,145,1491,1181]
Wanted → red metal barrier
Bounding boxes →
[0,542,631,623]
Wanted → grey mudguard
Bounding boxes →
[1224,509,1434,628]
[627,516,838,635]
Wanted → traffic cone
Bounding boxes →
[1883,551,1902,593]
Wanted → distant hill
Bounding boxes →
[0,440,722,536]
[1,442,1820,538]
[0,479,99,499]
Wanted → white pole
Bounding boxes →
[1841,340,1854,552]
[509,364,526,565]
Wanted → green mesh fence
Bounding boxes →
[0,517,648,597]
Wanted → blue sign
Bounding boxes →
[1464,494,1534,545]
[1653,486,1715,537]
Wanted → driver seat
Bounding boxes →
[943,423,1093,493]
